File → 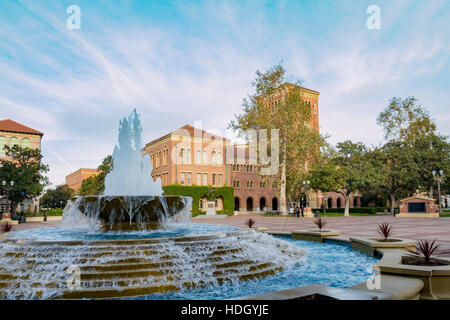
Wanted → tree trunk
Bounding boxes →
[390,193,395,216]
[280,143,288,215]
[428,185,433,199]
[10,202,18,217]
[344,195,350,217]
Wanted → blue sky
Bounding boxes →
[0,0,449,186]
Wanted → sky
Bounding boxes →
[0,0,449,187]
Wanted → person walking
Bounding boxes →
[300,204,304,218]
[294,205,300,218]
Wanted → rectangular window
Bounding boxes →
[203,173,207,186]
[197,173,202,185]
[187,172,192,185]
[218,174,222,186]
[212,174,216,186]
[196,150,201,165]
[180,172,185,185]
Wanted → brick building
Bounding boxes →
[65,168,100,191]
[0,119,44,213]
[143,125,281,212]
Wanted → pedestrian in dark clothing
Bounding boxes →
[294,206,300,217]
[300,205,304,218]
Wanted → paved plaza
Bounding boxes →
[5,215,450,256]
[192,215,450,256]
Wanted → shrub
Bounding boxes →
[1,222,13,232]
[313,217,327,231]
[409,240,449,264]
[163,185,234,212]
[245,218,256,228]
[377,222,392,241]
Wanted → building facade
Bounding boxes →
[65,168,100,191]
[0,119,44,213]
[144,125,281,213]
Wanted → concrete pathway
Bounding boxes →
[192,214,450,256]
[3,215,449,255]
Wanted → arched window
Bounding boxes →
[196,149,201,164]
[212,151,216,165]
[272,197,278,211]
[10,137,18,147]
[0,136,6,156]
[217,151,222,165]
[179,148,184,164]
[21,138,30,148]
[202,150,207,164]
[186,148,191,164]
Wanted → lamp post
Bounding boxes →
[324,197,328,217]
[302,180,310,208]
[432,170,445,214]
[2,180,14,214]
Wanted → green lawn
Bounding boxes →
[263,212,391,217]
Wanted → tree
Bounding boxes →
[230,63,324,215]
[78,155,112,195]
[371,142,419,215]
[0,145,49,215]
[411,133,450,198]
[376,96,436,142]
[309,141,382,216]
[41,184,74,209]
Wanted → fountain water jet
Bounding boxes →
[0,110,306,300]
[61,109,192,231]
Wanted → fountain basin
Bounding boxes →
[65,195,192,231]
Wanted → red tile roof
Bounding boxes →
[0,119,43,136]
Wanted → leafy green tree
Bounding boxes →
[309,141,382,216]
[0,145,49,215]
[376,96,436,142]
[230,62,324,214]
[41,184,74,208]
[411,133,450,198]
[78,155,112,195]
[371,142,419,215]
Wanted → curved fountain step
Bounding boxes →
[0,229,304,299]
[0,263,283,300]
[11,230,248,247]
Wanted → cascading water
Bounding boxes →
[0,109,313,300]
[103,109,162,196]
[61,109,191,231]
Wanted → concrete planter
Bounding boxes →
[292,230,340,242]
[350,237,416,256]
[26,216,63,222]
[376,253,450,300]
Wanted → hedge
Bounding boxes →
[162,185,234,212]
[320,207,392,214]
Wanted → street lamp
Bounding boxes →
[324,197,328,217]
[302,180,310,208]
[2,180,14,214]
[432,170,445,214]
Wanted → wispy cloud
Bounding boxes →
[0,0,448,186]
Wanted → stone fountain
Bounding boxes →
[62,109,192,231]
[0,110,305,300]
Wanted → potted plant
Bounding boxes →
[404,239,450,266]
[313,217,327,232]
[350,222,416,256]
[244,218,256,228]
[1,222,14,232]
